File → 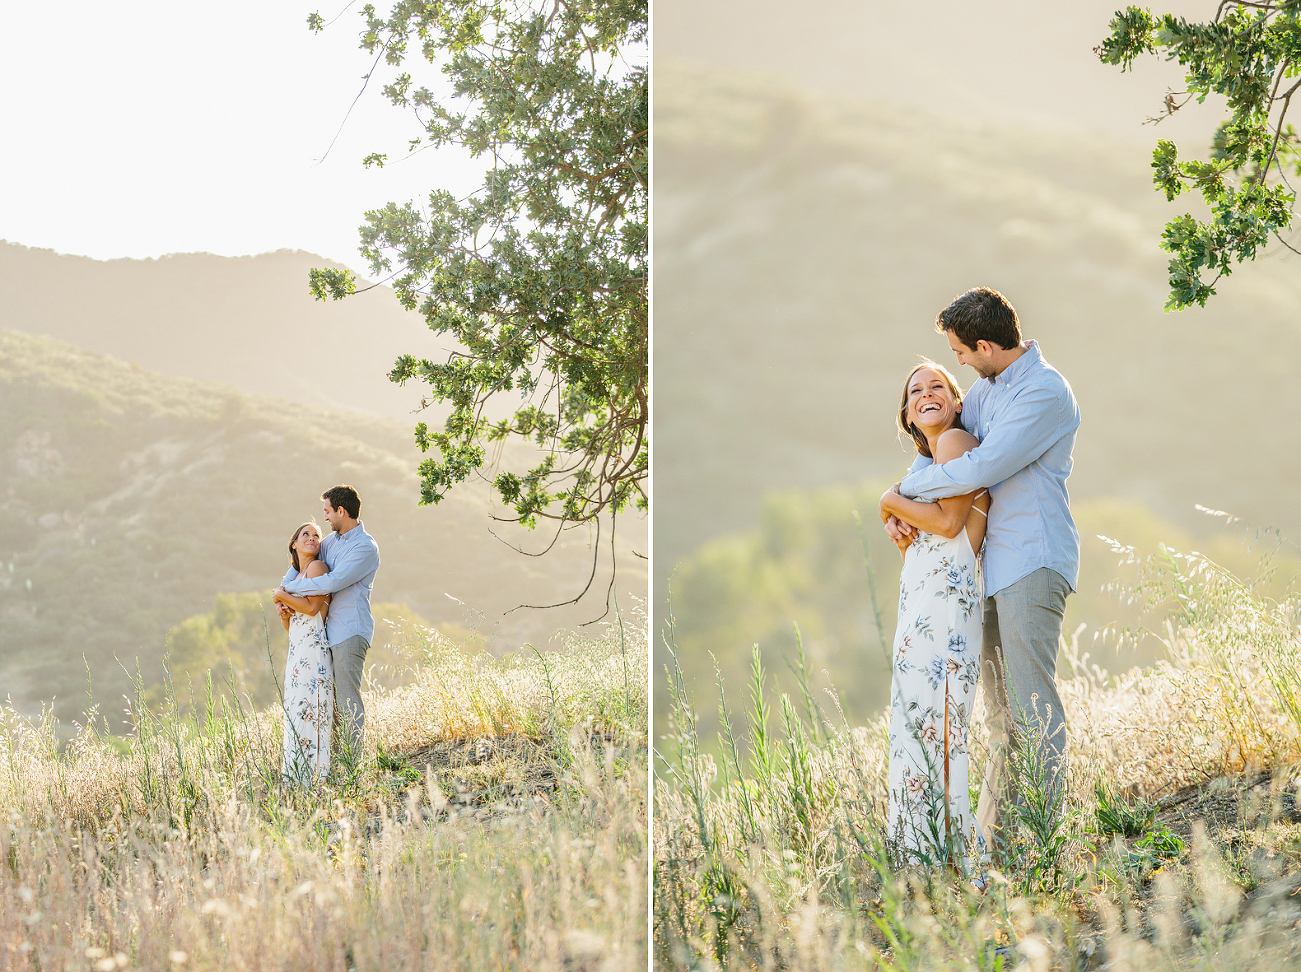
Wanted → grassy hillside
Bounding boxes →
[1,619,647,971]
[656,542,1301,969]
[654,61,1301,721]
[0,329,646,728]
[663,481,1301,745]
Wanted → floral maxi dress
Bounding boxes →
[887,526,984,867]
[283,609,333,785]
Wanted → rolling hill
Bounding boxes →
[654,61,1301,728]
[0,244,432,423]
[0,329,646,728]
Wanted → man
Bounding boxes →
[276,484,380,755]
[885,286,1080,857]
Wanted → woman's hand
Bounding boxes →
[881,430,983,540]
[275,563,330,618]
[881,485,918,541]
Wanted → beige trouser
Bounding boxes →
[974,567,1071,860]
[330,634,370,754]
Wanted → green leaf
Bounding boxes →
[306,267,356,302]
[1102,1,1299,310]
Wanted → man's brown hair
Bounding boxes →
[935,287,1021,351]
[322,484,361,519]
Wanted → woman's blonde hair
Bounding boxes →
[288,520,320,572]
[897,360,964,459]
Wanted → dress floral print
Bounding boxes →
[888,527,985,869]
[283,608,333,785]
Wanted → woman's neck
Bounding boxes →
[921,419,958,460]
[297,553,316,574]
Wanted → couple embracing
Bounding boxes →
[877,287,1080,872]
[271,484,381,786]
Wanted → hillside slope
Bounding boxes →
[655,62,1301,580]
[653,61,1301,721]
[0,330,646,726]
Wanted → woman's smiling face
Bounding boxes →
[906,367,959,432]
[294,523,322,556]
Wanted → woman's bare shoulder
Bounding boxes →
[305,559,329,578]
[935,427,979,463]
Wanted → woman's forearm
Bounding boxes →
[274,589,326,617]
[881,491,970,539]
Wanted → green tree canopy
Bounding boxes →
[308,0,647,566]
[1098,2,1301,310]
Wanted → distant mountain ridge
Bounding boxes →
[0,243,433,423]
[0,329,645,728]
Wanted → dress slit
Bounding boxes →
[943,678,952,862]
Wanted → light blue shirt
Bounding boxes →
[901,340,1080,597]
[282,521,380,645]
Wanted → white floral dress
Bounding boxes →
[887,523,985,869]
[283,607,333,785]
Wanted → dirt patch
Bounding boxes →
[1076,770,1301,969]
[357,733,642,831]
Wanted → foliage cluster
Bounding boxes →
[310,0,648,541]
[153,592,470,715]
[1099,2,1301,309]
[659,481,1301,749]
[656,537,1301,969]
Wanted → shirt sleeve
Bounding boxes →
[280,566,296,587]
[283,541,379,595]
[900,381,1074,501]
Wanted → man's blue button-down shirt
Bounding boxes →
[281,521,380,645]
[901,340,1080,597]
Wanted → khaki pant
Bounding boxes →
[330,634,370,753]
[974,568,1070,859]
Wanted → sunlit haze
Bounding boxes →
[0,0,485,270]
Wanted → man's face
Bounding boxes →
[322,500,345,532]
[946,331,996,379]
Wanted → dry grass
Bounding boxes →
[654,542,1301,970]
[0,616,648,971]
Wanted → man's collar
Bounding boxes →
[336,519,365,541]
[993,340,1040,386]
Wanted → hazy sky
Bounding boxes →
[657,0,1223,149]
[3,1,1223,268]
[0,0,483,269]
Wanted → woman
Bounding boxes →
[273,522,333,785]
[878,361,990,870]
